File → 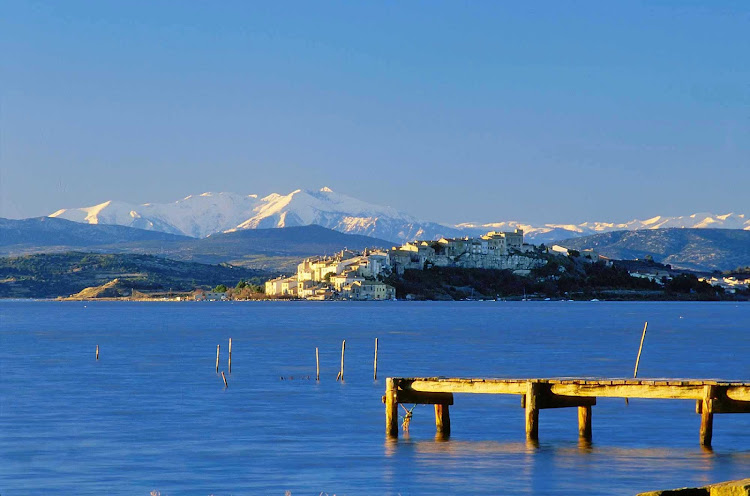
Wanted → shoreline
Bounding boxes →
[1,297,747,303]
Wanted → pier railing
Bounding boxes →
[383,377,750,446]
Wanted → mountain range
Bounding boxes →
[556,228,750,272]
[48,187,750,243]
[0,216,190,249]
[2,216,749,275]
[49,188,458,242]
[0,217,392,272]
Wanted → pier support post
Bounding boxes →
[578,405,592,440]
[435,404,451,437]
[525,381,541,441]
[385,378,399,438]
[700,385,716,447]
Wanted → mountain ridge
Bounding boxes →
[47,188,748,243]
[555,228,750,272]
[0,218,393,272]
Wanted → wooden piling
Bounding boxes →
[525,381,541,441]
[700,385,716,447]
[221,371,228,388]
[385,378,399,437]
[215,344,220,373]
[627,322,648,405]
[316,347,320,381]
[339,339,345,381]
[633,322,648,377]
[435,404,451,436]
[374,338,379,381]
[96,345,99,361]
[578,405,592,440]
[228,338,232,374]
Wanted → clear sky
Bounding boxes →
[1,1,748,225]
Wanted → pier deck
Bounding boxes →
[383,377,750,446]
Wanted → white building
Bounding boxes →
[265,275,298,296]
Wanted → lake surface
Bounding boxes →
[1,301,748,495]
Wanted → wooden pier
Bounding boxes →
[383,377,750,446]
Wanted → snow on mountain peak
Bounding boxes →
[47,189,750,244]
[458,212,750,243]
[49,193,263,237]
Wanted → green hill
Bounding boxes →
[0,252,267,299]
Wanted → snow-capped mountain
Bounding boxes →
[48,188,749,244]
[49,188,461,242]
[50,192,262,238]
[457,213,750,243]
[227,187,461,241]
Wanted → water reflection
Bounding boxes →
[577,438,594,452]
[382,435,748,494]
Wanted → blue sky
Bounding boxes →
[1,1,748,224]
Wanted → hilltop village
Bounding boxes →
[265,229,545,300]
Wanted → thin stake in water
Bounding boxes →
[221,371,228,388]
[337,340,346,381]
[96,345,99,361]
[626,322,648,405]
[316,347,320,381]
[228,338,232,374]
[373,338,379,381]
[216,344,220,373]
[633,322,648,377]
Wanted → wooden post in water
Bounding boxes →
[339,339,346,381]
[525,381,541,441]
[578,405,592,440]
[221,371,228,388]
[96,345,99,361]
[435,404,451,437]
[315,347,320,381]
[373,338,379,381]
[228,338,232,374]
[626,322,648,405]
[633,322,648,377]
[385,378,399,437]
[215,345,220,373]
[700,385,716,447]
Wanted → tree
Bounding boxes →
[236,280,247,289]
[213,284,228,293]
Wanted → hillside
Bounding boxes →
[0,220,392,272]
[176,224,391,258]
[67,278,130,299]
[555,228,750,271]
[0,252,266,299]
[0,217,190,255]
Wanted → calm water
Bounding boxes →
[1,301,748,495]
